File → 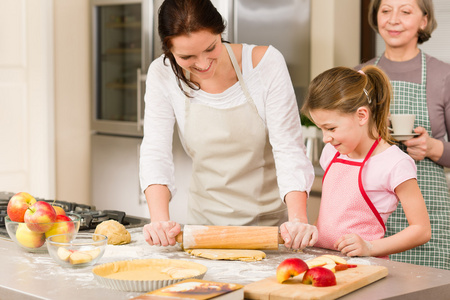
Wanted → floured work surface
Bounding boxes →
[244,264,388,300]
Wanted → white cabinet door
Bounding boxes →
[0,0,54,197]
[91,134,148,218]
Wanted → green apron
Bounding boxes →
[376,52,450,270]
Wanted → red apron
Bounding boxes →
[315,139,386,250]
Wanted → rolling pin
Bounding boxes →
[175,225,284,250]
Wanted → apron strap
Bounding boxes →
[224,43,259,113]
[359,138,386,231]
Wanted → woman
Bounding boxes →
[360,0,450,269]
[139,0,316,249]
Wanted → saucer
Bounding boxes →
[391,133,419,141]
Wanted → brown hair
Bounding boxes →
[368,0,437,44]
[158,0,226,94]
[301,66,394,144]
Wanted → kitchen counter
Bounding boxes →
[2,228,450,300]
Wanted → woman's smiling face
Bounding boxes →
[377,0,427,50]
[170,30,223,80]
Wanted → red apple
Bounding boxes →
[15,223,46,248]
[7,192,37,222]
[45,215,75,242]
[52,205,66,216]
[302,267,337,287]
[276,258,309,283]
[24,201,57,233]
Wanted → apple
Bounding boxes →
[276,258,309,283]
[69,251,94,265]
[45,215,75,242]
[322,254,348,265]
[302,267,337,287]
[24,201,57,233]
[7,192,37,222]
[15,223,46,248]
[57,247,73,261]
[52,205,66,216]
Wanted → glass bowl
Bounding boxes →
[5,213,81,253]
[47,233,108,268]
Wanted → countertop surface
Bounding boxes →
[2,227,450,300]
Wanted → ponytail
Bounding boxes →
[302,65,394,144]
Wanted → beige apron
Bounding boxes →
[183,43,287,226]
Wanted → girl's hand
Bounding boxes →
[280,221,318,250]
[402,127,428,161]
[143,221,181,246]
[334,233,373,257]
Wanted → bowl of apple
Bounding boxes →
[5,192,81,253]
[47,233,108,268]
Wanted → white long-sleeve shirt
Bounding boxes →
[139,44,314,200]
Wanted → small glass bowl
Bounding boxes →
[5,213,81,253]
[47,233,108,268]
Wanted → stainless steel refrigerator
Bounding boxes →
[90,0,311,220]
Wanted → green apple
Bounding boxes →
[15,223,45,248]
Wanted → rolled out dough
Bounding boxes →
[186,249,266,262]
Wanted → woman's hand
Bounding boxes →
[280,221,318,250]
[403,126,443,162]
[143,221,181,246]
[402,126,428,161]
[334,233,373,257]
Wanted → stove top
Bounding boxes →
[0,192,149,239]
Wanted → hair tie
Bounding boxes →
[363,89,371,104]
[357,70,371,103]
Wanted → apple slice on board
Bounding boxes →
[302,267,337,287]
[276,258,309,283]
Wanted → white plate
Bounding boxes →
[391,133,419,141]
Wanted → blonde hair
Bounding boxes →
[368,0,437,44]
[301,65,394,144]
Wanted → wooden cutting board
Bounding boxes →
[244,264,388,300]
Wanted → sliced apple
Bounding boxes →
[79,248,101,260]
[305,258,326,268]
[69,251,93,265]
[321,254,348,265]
[57,247,73,262]
[302,267,337,287]
[276,258,309,283]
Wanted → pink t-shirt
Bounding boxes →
[319,143,417,223]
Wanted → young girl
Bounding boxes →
[301,66,431,257]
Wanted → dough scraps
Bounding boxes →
[186,249,266,262]
[94,220,131,245]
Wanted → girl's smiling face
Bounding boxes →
[170,30,223,81]
[377,0,427,50]
[310,109,366,157]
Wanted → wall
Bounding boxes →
[54,0,91,204]
[311,0,361,78]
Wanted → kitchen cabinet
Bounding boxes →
[91,134,148,218]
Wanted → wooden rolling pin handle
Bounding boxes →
[175,232,183,244]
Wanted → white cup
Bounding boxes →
[390,114,416,135]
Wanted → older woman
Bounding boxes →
[359,0,450,270]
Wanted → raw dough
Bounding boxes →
[186,249,266,262]
[94,220,131,245]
